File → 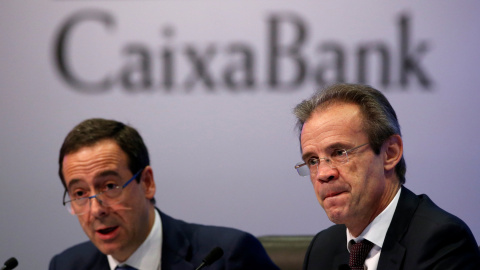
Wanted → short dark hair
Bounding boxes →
[58,118,154,202]
[293,83,406,184]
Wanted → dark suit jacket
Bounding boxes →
[49,210,278,270]
[303,186,480,270]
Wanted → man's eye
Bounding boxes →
[104,183,119,191]
[72,190,87,199]
[331,149,346,157]
[307,158,319,166]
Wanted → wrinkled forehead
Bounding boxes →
[300,103,366,149]
[305,102,364,130]
[62,141,129,179]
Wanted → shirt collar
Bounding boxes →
[347,188,401,251]
[108,209,163,270]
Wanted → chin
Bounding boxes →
[97,242,121,256]
[326,210,347,224]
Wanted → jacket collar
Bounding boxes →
[377,186,419,270]
[158,209,196,270]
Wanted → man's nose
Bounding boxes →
[314,162,339,182]
[88,196,108,217]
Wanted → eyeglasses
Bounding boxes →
[294,143,369,177]
[62,168,144,215]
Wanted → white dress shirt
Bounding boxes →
[108,209,163,270]
[346,188,401,270]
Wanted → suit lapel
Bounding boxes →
[377,187,419,270]
[333,250,349,270]
[158,210,195,269]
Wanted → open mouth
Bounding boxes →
[97,226,118,235]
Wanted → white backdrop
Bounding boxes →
[1,1,480,269]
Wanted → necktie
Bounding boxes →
[115,265,137,270]
[349,239,374,270]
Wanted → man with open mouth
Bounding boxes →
[49,118,278,270]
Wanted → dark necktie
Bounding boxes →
[349,239,374,270]
[115,265,137,270]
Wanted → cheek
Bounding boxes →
[338,165,361,190]
[77,215,87,225]
[344,159,360,175]
[311,178,319,192]
[344,157,374,184]
[78,216,92,235]
[355,161,385,200]
[312,181,319,193]
[311,181,325,206]
[111,203,134,211]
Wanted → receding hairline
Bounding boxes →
[299,99,368,133]
[299,101,368,144]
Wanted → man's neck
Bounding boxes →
[108,208,162,270]
[348,183,401,237]
[111,206,157,262]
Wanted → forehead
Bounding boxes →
[62,140,129,184]
[300,103,366,151]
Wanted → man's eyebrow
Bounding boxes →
[96,170,120,178]
[66,170,121,190]
[326,142,351,150]
[67,179,82,190]
[93,171,123,186]
[301,142,353,160]
[301,151,316,162]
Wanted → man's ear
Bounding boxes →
[141,166,156,200]
[383,134,403,172]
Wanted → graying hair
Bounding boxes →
[293,83,406,184]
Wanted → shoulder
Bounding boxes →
[304,224,348,270]
[394,187,472,233]
[404,189,475,240]
[49,241,108,270]
[160,211,278,270]
[390,188,480,268]
[308,224,346,252]
[161,211,254,245]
